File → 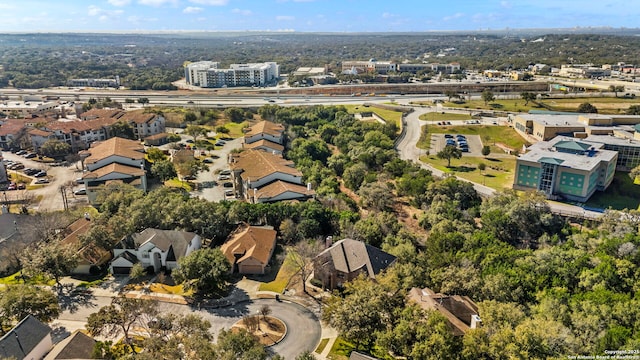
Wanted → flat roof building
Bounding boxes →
[514,137,617,202]
[184,61,279,88]
[513,113,640,142]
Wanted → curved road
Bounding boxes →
[58,296,321,359]
[396,106,603,219]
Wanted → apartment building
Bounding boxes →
[184,61,279,88]
[342,59,460,74]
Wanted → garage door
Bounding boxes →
[112,266,131,275]
[240,265,264,275]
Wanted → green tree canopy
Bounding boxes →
[437,145,462,167]
[172,248,231,296]
[40,139,71,158]
[576,102,598,113]
[0,285,60,334]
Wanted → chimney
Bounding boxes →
[470,315,482,329]
[325,236,333,248]
[307,182,312,191]
[84,212,91,220]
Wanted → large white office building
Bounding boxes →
[184,61,279,88]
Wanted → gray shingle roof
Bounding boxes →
[0,315,51,360]
[316,239,396,277]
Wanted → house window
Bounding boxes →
[141,252,149,259]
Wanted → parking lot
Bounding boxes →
[430,133,484,156]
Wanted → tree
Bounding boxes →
[481,89,495,105]
[478,162,486,173]
[21,241,78,289]
[0,285,60,334]
[215,328,268,360]
[141,313,215,359]
[609,85,625,97]
[129,262,146,280]
[481,145,491,157]
[184,124,208,144]
[184,111,197,123]
[40,139,71,158]
[626,105,640,115]
[296,351,317,360]
[437,145,462,167]
[289,241,322,294]
[577,102,598,113]
[172,248,231,296]
[259,304,272,320]
[110,120,135,139]
[151,159,177,182]
[224,107,245,123]
[520,92,537,106]
[176,159,207,179]
[358,181,394,212]
[445,90,458,102]
[86,296,158,353]
[137,97,149,106]
[146,147,167,162]
[343,163,368,191]
[630,164,640,182]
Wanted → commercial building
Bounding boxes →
[583,133,640,171]
[67,76,120,88]
[342,60,460,75]
[513,137,617,202]
[0,101,57,117]
[512,113,640,142]
[184,61,279,88]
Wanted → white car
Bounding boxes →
[74,188,87,195]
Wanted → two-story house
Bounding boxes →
[242,120,285,154]
[110,228,201,274]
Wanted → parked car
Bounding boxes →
[23,168,38,175]
[222,182,233,188]
[217,175,230,181]
[444,134,454,139]
[24,153,37,159]
[15,150,27,155]
[220,169,231,175]
[215,141,225,146]
[17,183,25,190]
[7,184,16,191]
[460,147,470,152]
[35,178,50,184]
[183,175,196,181]
[34,171,47,178]
[9,164,24,170]
[74,188,87,195]
[203,158,213,163]
[225,190,235,197]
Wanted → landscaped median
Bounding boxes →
[420,154,517,191]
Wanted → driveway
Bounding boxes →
[191,137,242,202]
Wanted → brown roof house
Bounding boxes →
[229,149,314,203]
[79,137,147,204]
[221,224,277,275]
[408,287,481,336]
[244,120,285,145]
[59,216,112,275]
[110,228,201,275]
[313,238,396,290]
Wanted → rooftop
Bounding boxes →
[0,315,51,360]
[117,228,198,260]
[255,180,314,201]
[521,136,616,171]
[408,287,479,336]
[83,162,145,179]
[83,137,145,165]
[230,149,301,182]
[243,138,285,152]
[221,224,277,265]
[584,134,640,147]
[244,120,285,138]
[315,238,396,278]
[44,330,96,360]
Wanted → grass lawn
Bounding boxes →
[258,251,297,293]
[164,178,193,191]
[441,99,541,113]
[0,271,56,286]
[585,172,640,210]
[327,337,355,360]
[221,121,249,138]
[421,155,517,191]
[344,105,402,127]
[435,96,636,114]
[315,338,330,354]
[149,283,192,296]
[419,112,472,121]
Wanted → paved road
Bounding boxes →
[56,295,320,359]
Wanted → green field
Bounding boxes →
[420,155,517,191]
[327,337,355,360]
[344,105,402,127]
[422,124,530,151]
[419,112,473,121]
[586,172,640,210]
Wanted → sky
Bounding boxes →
[0,0,637,33]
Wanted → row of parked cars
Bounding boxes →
[444,134,470,152]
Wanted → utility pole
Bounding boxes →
[60,186,69,211]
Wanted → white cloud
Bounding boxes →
[138,0,179,6]
[277,0,315,2]
[232,8,252,16]
[443,12,465,21]
[183,6,204,13]
[501,1,512,8]
[128,15,159,24]
[382,12,398,19]
[276,15,295,21]
[108,0,131,6]
[88,5,123,18]
[189,0,229,5]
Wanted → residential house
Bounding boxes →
[220,224,277,275]
[43,330,96,360]
[0,119,33,150]
[242,138,284,155]
[313,238,396,290]
[80,137,147,204]
[0,207,40,274]
[110,228,201,274]
[59,216,112,275]
[408,287,481,336]
[243,120,285,145]
[229,149,313,203]
[0,315,52,360]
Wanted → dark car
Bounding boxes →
[183,175,196,181]
[223,182,233,188]
[444,134,454,139]
[34,171,47,178]
[17,183,26,190]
